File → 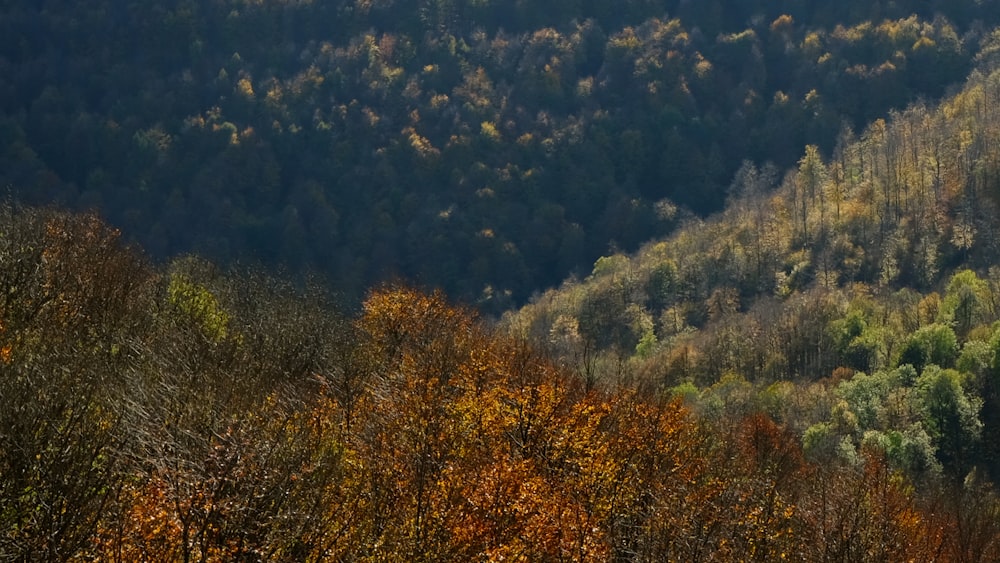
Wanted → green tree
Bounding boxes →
[913,365,982,475]
[830,308,881,372]
[837,369,900,431]
[898,323,959,372]
[939,269,991,340]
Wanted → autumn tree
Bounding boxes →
[0,206,152,560]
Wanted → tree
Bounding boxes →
[797,144,829,240]
[913,365,983,476]
[799,450,943,562]
[939,269,991,341]
[0,206,152,560]
[899,323,959,372]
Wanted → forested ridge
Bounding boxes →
[12,0,1000,560]
[1,0,997,307]
[509,61,1000,494]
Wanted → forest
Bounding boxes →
[2,205,999,560]
[9,0,1000,560]
[2,0,998,308]
[507,62,1000,479]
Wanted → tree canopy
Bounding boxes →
[2,205,998,559]
[0,0,993,309]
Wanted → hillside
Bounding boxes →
[505,63,1000,482]
[11,2,1000,558]
[1,205,999,559]
[8,60,1000,559]
[1,0,995,308]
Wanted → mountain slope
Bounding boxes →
[504,64,1000,482]
[509,63,1000,370]
[0,1,990,308]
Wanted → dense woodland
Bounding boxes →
[11,0,1000,560]
[509,61,1000,490]
[2,0,999,307]
[3,205,1000,560]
